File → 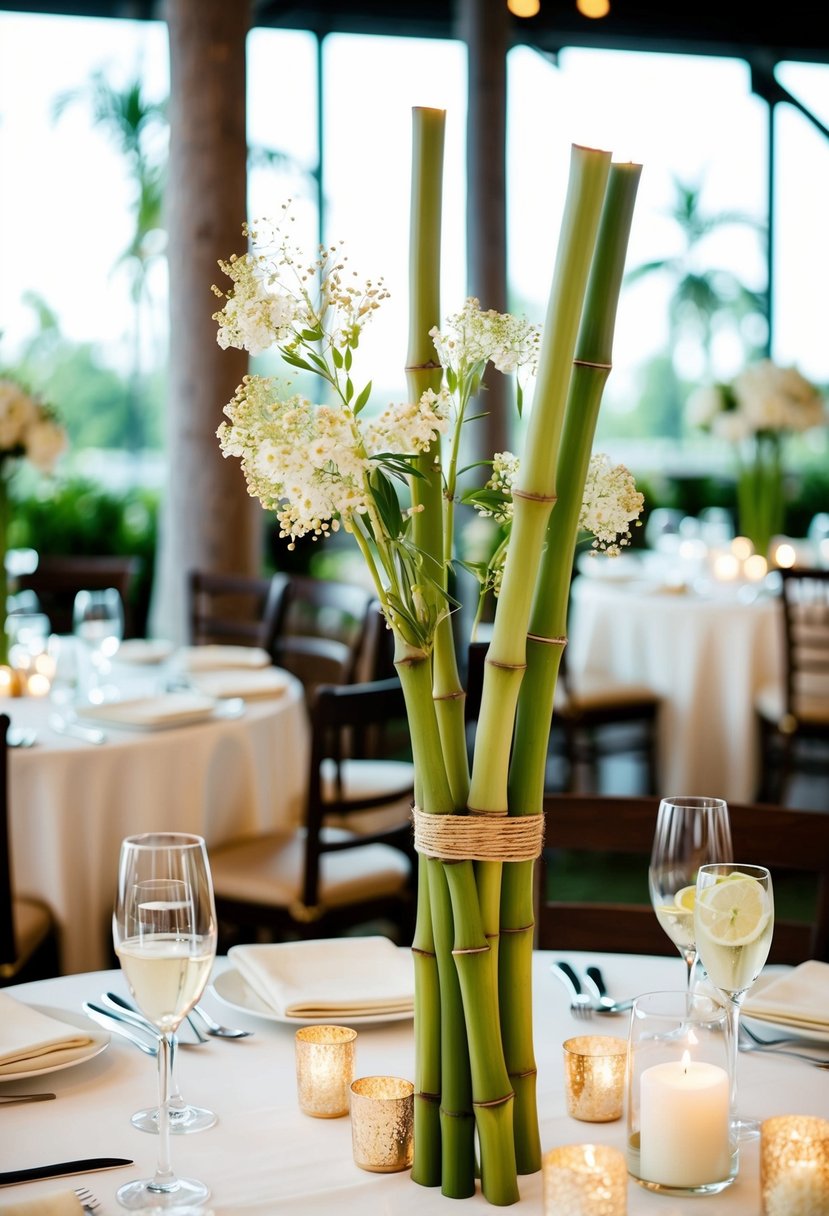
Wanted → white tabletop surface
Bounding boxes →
[568,568,783,802]
[2,951,827,1215]
[4,660,310,974]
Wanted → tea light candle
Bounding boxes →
[294,1025,356,1118]
[563,1035,627,1122]
[761,1115,829,1216]
[639,1052,730,1187]
[350,1075,414,1173]
[543,1143,627,1216]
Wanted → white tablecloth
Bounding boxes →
[2,952,826,1214]
[4,671,309,974]
[568,574,783,802]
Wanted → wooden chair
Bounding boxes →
[187,568,289,655]
[209,677,416,948]
[0,714,60,986]
[271,574,377,700]
[755,566,829,804]
[14,554,142,638]
[465,640,662,794]
[536,793,829,965]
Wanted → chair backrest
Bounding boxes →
[778,566,829,723]
[302,678,414,909]
[273,575,377,695]
[538,793,829,964]
[0,715,13,966]
[188,569,289,654]
[15,555,142,638]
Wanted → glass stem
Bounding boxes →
[150,1032,177,1192]
[168,1033,186,1114]
[684,950,698,993]
[725,996,742,1122]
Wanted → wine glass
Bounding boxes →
[694,862,774,1142]
[131,1033,217,1135]
[649,796,733,993]
[73,588,124,697]
[112,832,218,1209]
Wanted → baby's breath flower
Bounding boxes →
[430,298,540,382]
[579,453,644,555]
[362,389,450,456]
[687,360,826,439]
[474,451,519,524]
[0,378,67,473]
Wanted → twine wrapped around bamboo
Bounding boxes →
[412,807,544,863]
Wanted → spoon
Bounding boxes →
[191,1003,253,1038]
[582,966,635,1015]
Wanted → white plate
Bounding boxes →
[743,972,829,1044]
[0,1006,110,1083]
[211,968,414,1027]
[75,693,217,731]
[176,645,272,672]
[115,639,175,665]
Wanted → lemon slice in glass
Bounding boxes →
[674,884,696,911]
[695,875,771,947]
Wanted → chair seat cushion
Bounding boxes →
[210,827,411,911]
[555,673,661,714]
[321,758,414,835]
[755,683,829,727]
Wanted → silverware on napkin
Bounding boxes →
[0,1158,133,1186]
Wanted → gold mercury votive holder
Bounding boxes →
[563,1035,628,1122]
[350,1075,414,1173]
[543,1143,628,1216]
[761,1115,829,1216]
[294,1024,357,1118]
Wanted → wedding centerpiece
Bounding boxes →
[214,108,642,1205]
[687,360,827,556]
[0,377,67,666]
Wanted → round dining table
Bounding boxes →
[2,951,825,1214]
[567,568,783,803]
[4,659,310,975]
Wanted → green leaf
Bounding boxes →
[344,346,353,371]
[369,468,404,538]
[354,381,372,414]
[331,346,344,369]
[345,376,354,403]
[281,353,313,373]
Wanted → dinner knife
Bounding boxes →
[0,1158,133,1186]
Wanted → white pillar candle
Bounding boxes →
[639,1053,730,1187]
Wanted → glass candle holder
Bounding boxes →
[350,1075,414,1173]
[543,1143,628,1216]
[761,1115,829,1215]
[627,990,738,1196]
[294,1025,357,1118]
[563,1035,627,1122]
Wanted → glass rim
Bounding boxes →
[658,796,728,809]
[121,832,206,851]
[696,861,770,877]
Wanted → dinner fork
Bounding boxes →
[550,961,594,1018]
[74,1188,101,1213]
[739,1025,829,1068]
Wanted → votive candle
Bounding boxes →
[639,1052,730,1187]
[543,1143,627,1215]
[294,1024,356,1118]
[761,1115,829,1216]
[350,1075,414,1173]
[563,1035,627,1122]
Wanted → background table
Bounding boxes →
[4,670,309,974]
[568,572,783,802]
[2,951,823,1214]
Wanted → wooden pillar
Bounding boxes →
[458,0,511,460]
[152,0,258,643]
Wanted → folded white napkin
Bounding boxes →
[177,645,271,672]
[189,668,290,701]
[228,937,415,1019]
[0,993,94,1077]
[0,1192,84,1216]
[742,960,829,1029]
[115,638,174,665]
[75,692,216,729]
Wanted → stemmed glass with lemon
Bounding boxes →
[648,796,733,992]
[694,862,774,1141]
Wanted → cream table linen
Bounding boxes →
[568,574,783,801]
[3,671,309,975]
[4,953,826,1215]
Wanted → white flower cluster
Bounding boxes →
[472,450,643,560]
[578,453,644,555]
[430,298,540,383]
[0,379,67,474]
[217,376,449,548]
[687,359,826,443]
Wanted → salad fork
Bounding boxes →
[550,961,594,1018]
[74,1188,101,1213]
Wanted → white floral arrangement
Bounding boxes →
[0,378,68,474]
[687,359,826,444]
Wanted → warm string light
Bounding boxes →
[507,0,540,16]
[577,0,611,17]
